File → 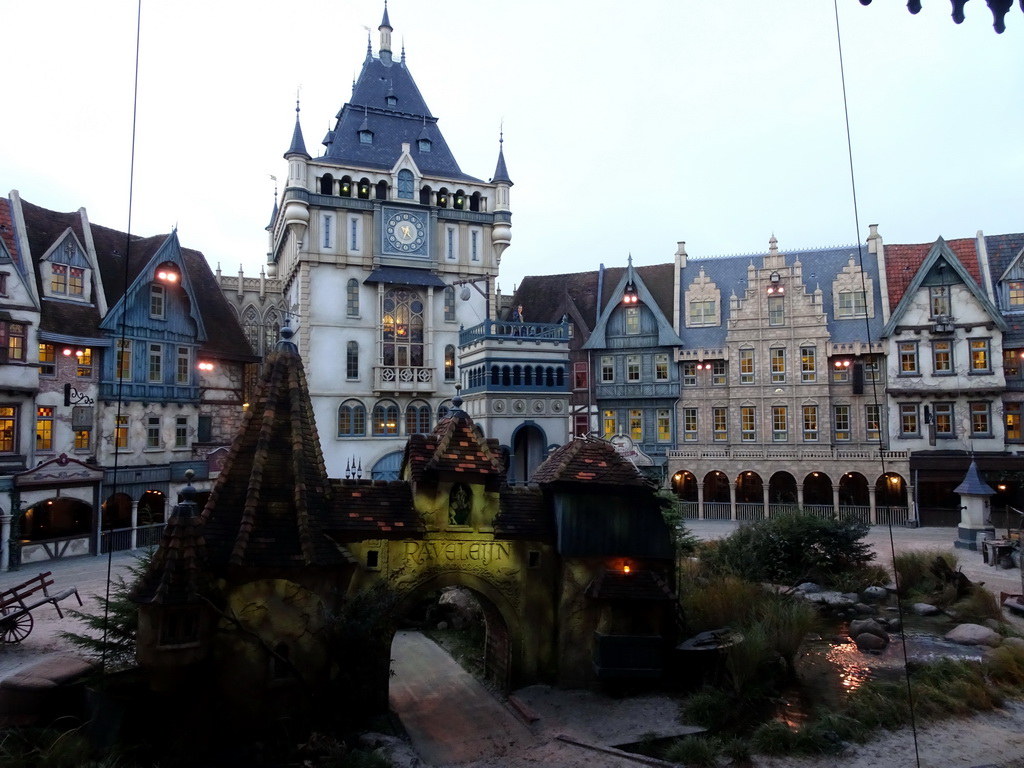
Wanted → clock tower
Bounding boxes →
[266,3,512,482]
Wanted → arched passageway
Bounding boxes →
[510,424,546,484]
[735,471,764,521]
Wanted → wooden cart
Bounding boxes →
[0,571,82,644]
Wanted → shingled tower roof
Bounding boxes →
[131,480,209,605]
[201,328,346,569]
[402,399,505,488]
[531,436,650,489]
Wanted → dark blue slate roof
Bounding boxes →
[285,103,310,159]
[677,244,885,349]
[364,266,446,287]
[984,233,1024,345]
[319,53,482,183]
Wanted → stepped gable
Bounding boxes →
[883,237,981,312]
[326,479,423,538]
[494,485,553,540]
[402,406,505,488]
[201,329,346,569]
[131,482,208,605]
[586,569,674,602]
[531,436,649,489]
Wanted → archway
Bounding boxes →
[22,497,92,541]
[838,472,869,523]
[802,471,833,516]
[138,490,166,526]
[510,423,546,484]
[735,471,764,521]
[670,471,697,501]
[876,473,908,525]
[768,471,797,507]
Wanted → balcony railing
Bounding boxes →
[670,501,910,526]
[373,365,436,394]
[459,319,569,345]
[667,446,907,461]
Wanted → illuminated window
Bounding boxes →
[69,267,84,296]
[772,405,787,442]
[970,401,991,436]
[683,407,697,442]
[682,361,697,386]
[932,340,952,374]
[865,404,881,442]
[655,353,669,381]
[603,409,616,438]
[116,340,131,380]
[657,409,672,442]
[1005,402,1022,442]
[629,409,642,441]
[0,406,15,452]
[444,345,455,382]
[116,414,129,449]
[372,401,399,436]
[803,405,818,441]
[771,348,786,383]
[39,343,56,376]
[898,342,919,375]
[713,407,727,441]
[899,403,919,436]
[833,404,850,441]
[338,400,366,437]
[1009,280,1024,307]
[51,263,67,293]
[970,338,991,373]
[380,288,424,368]
[934,402,954,437]
[739,349,754,384]
[74,430,90,450]
[0,323,26,362]
[741,406,756,442]
[36,407,53,451]
[76,348,93,378]
[800,346,816,382]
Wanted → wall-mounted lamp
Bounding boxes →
[766,271,784,294]
[622,282,639,304]
[834,359,851,369]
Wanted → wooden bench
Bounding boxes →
[0,571,82,644]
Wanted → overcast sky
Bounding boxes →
[2,1,1022,295]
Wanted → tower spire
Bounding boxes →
[379,0,394,64]
[285,97,309,159]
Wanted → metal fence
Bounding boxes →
[100,524,165,554]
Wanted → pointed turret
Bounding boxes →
[201,327,347,569]
[285,100,310,160]
[379,0,394,64]
[492,133,513,186]
[491,131,513,264]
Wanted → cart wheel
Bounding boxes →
[0,609,33,644]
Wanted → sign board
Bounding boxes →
[608,434,654,466]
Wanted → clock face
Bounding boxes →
[385,210,427,254]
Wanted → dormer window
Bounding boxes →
[150,284,165,319]
[69,267,84,296]
[418,138,431,153]
[51,264,67,293]
[359,129,373,145]
[386,95,397,108]
[1008,280,1024,307]
[929,285,951,318]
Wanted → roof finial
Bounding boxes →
[401,37,406,65]
[452,383,464,410]
[364,26,372,59]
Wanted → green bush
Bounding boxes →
[755,592,819,676]
[661,735,721,766]
[951,587,1003,623]
[681,687,734,729]
[681,575,764,633]
[892,548,957,598]
[749,721,796,755]
[702,512,874,586]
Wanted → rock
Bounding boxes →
[854,603,876,615]
[436,621,449,630]
[849,618,888,641]
[804,591,855,609]
[861,586,888,602]
[913,603,942,616]
[984,619,1002,632]
[1001,637,1024,652]
[883,617,902,632]
[796,582,823,594]
[359,733,423,768]
[855,632,889,651]
[945,623,1002,647]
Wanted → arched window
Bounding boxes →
[453,190,466,210]
[444,286,456,321]
[347,278,359,317]
[340,176,353,197]
[444,345,456,382]
[338,400,366,437]
[242,305,261,355]
[319,174,334,195]
[346,341,359,379]
[437,400,452,421]
[263,309,280,353]
[436,187,449,208]
[405,400,431,434]
[380,288,424,367]
[375,180,388,200]
[470,192,482,212]
[420,184,432,205]
[397,170,414,199]
[357,178,371,200]
[372,400,400,436]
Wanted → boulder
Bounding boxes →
[855,633,888,651]
[1001,637,1024,652]
[861,586,889,602]
[849,618,888,641]
[796,582,823,594]
[945,623,1002,647]
[853,603,876,615]
[359,733,423,768]
[912,603,942,616]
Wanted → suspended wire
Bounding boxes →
[101,0,142,683]
[832,3,921,765]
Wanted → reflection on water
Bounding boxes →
[794,618,987,711]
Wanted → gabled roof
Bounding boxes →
[494,486,552,539]
[531,436,649,489]
[325,479,423,539]
[883,237,1006,336]
[985,232,1024,344]
[402,405,505,486]
[17,198,256,362]
[584,259,683,349]
[130,485,209,605]
[883,236,983,313]
[201,330,347,569]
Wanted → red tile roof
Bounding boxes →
[403,408,505,487]
[884,238,981,312]
[531,436,649,489]
[326,479,423,538]
[0,198,18,265]
[131,491,209,605]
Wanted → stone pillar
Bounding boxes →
[696,483,705,520]
[0,513,10,572]
[729,482,737,522]
[130,500,139,550]
[762,485,771,519]
[868,484,877,525]
[796,483,805,511]
[907,483,917,526]
[832,484,841,519]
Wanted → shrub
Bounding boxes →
[702,512,874,586]
[986,643,1024,688]
[724,622,774,697]
[662,735,721,766]
[681,687,734,729]
[951,588,1003,623]
[749,721,796,755]
[756,593,819,676]
[681,575,764,633]
[892,548,957,598]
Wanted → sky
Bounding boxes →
[2,1,1022,295]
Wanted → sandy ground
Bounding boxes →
[4,527,1024,767]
